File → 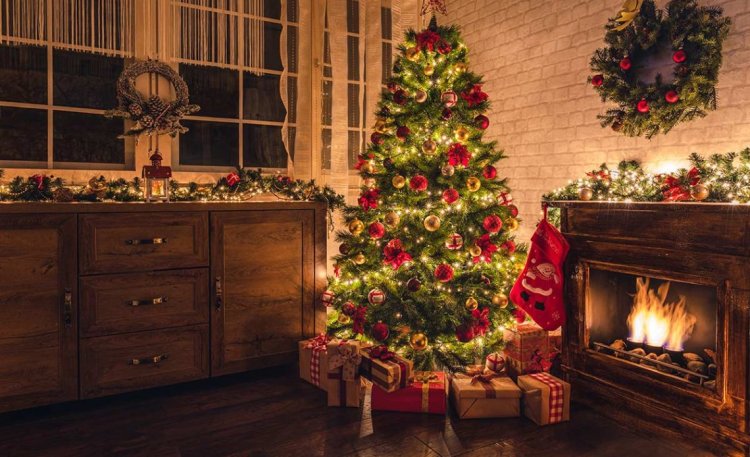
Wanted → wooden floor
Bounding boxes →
[0,366,715,457]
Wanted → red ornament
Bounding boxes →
[368,288,386,305]
[665,90,679,104]
[483,214,503,233]
[407,277,421,292]
[353,305,367,334]
[447,143,472,167]
[475,114,490,130]
[322,290,335,307]
[437,39,452,55]
[393,89,408,105]
[514,308,527,324]
[396,125,410,141]
[441,91,458,108]
[371,322,390,341]
[368,221,385,239]
[441,108,453,120]
[442,188,460,204]
[387,82,400,93]
[461,84,488,107]
[619,57,632,71]
[358,188,381,211]
[508,204,519,217]
[455,323,475,342]
[501,240,517,254]
[482,165,497,179]
[226,172,241,187]
[409,174,428,192]
[445,233,464,250]
[342,301,356,316]
[383,239,413,270]
[498,192,513,206]
[415,30,441,51]
[672,49,687,63]
[591,74,604,86]
[371,132,384,145]
[637,98,650,113]
[471,308,490,336]
[434,263,454,282]
[473,233,498,263]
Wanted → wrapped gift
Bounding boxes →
[298,334,331,391]
[359,345,413,393]
[371,371,446,414]
[503,322,559,379]
[327,340,363,407]
[485,352,505,373]
[517,372,571,425]
[450,367,521,419]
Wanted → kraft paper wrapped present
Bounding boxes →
[326,340,363,407]
[358,345,413,393]
[371,371,446,414]
[503,322,560,380]
[450,367,521,419]
[517,372,571,425]
[298,334,332,391]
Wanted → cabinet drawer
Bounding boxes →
[80,325,208,399]
[80,269,209,337]
[79,212,209,274]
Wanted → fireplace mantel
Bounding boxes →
[549,201,750,457]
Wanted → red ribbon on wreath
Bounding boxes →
[662,167,700,201]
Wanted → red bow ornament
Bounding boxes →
[472,234,498,264]
[358,188,381,211]
[383,239,413,270]
[662,167,700,201]
[447,143,472,167]
[415,30,441,51]
[352,306,367,334]
[464,365,500,384]
[30,174,45,190]
[369,345,396,361]
[461,84,488,107]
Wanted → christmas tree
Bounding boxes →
[325,18,525,371]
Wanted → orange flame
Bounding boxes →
[627,278,696,351]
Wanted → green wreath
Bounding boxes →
[105,59,200,139]
[589,0,730,138]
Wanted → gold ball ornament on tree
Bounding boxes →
[392,175,406,189]
[465,297,479,311]
[363,177,377,188]
[406,46,420,62]
[423,64,435,76]
[415,90,428,103]
[360,162,375,174]
[578,187,594,201]
[468,244,482,257]
[422,139,437,155]
[507,218,520,232]
[424,215,441,232]
[492,293,509,308]
[454,62,468,73]
[467,177,481,192]
[409,333,428,351]
[691,184,709,201]
[338,313,351,324]
[373,118,388,133]
[384,211,400,228]
[348,218,365,235]
[455,126,470,142]
[441,164,455,177]
[353,253,366,265]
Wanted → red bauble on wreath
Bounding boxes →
[665,90,679,104]
[619,57,632,71]
[591,74,604,87]
[636,98,650,113]
[672,49,687,63]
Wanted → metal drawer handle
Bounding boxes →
[215,276,223,311]
[63,289,73,328]
[126,238,167,245]
[128,297,167,307]
[129,354,169,366]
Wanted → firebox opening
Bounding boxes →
[588,269,717,388]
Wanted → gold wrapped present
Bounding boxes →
[326,340,363,407]
[450,367,521,419]
[359,345,413,393]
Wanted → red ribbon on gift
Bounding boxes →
[529,372,565,424]
[464,365,499,398]
[662,167,700,201]
[369,345,396,361]
[305,334,330,387]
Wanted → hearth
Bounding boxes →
[553,202,750,456]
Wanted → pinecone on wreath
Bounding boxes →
[146,95,168,117]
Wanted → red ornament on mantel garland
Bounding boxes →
[672,49,687,63]
[591,74,604,86]
[619,57,632,71]
[637,98,650,113]
[665,90,679,104]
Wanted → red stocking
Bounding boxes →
[510,207,569,331]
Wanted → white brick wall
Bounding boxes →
[445,0,750,241]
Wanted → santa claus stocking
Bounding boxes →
[510,207,569,331]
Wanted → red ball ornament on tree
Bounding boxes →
[619,57,632,71]
[672,49,687,63]
[455,323,475,343]
[407,277,421,292]
[637,98,650,113]
[665,90,679,104]
[514,308,527,324]
[508,204,519,217]
[434,263,454,282]
[409,174,428,192]
[368,288,386,305]
[437,39,452,55]
[483,214,503,233]
[442,187,460,204]
[370,132,384,145]
[591,74,604,87]
[342,301,356,316]
[368,221,385,239]
[475,114,490,130]
[482,165,497,179]
[393,89,408,105]
[371,322,390,341]
[387,81,400,93]
[501,240,517,254]
[441,108,453,120]
[396,125,410,141]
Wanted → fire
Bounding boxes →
[627,277,696,351]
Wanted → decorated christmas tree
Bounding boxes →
[325,18,525,371]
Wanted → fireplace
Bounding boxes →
[553,202,750,456]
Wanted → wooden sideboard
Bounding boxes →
[0,202,328,413]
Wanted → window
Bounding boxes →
[346,0,364,169]
[321,7,333,170]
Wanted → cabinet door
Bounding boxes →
[211,210,316,376]
[0,214,77,412]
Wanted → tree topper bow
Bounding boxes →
[421,0,447,17]
[613,0,644,31]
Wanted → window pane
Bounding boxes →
[263,21,283,71]
[287,76,297,123]
[243,73,285,122]
[381,7,392,40]
[382,43,392,84]
[53,50,123,109]
[322,80,332,126]
[287,0,298,22]
[246,0,281,19]
[321,128,331,170]
[347,0,359,34]
[347,36,359,80]
[288,126,296,160]
[287,25,298,74]
[0,44,46,104]
[180,64,239,118]
[348,83,359,128]
[243,124,287,168]
[53,112,125,164]
[0,107,46,162]
[348,130,360,168]
[179,120,239,167]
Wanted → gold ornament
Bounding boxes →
[578,187,594,201]
[469,244,482,257]
[441,164,455,177]
[507,218,520,232]
[348,218,364,235]
[392,175,406,189]
[409,332,428,351]
[422,139,437,155]
[492,293,509,308]
[338,313,351,324]
[406,47,420,61]
[423,64,435,76]
[424,215,441,232]
[455,127,470,142]
[465,297,479,311]
[353,253,366,265]
[360,162,375,174]
[373,119,388,133]
[384,211,400,228]
[691,184,709,201]
[455,62,468,73]
[415,90,428,103]
[467,177,481,192]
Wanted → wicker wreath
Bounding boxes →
[589,0,729,138]
[105,59,200,139]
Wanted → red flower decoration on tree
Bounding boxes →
[471,308,490,336]
[447,143,471,167]
[437,39,452,55]
[501,240,516,254]
[442,188,459,204]
[416,30,441,51]
[352,305,367,334]
[383,239,412,270]
[355,153,375,170]
[358,188,381,211]
[461,84,488,107]
[483,214,503,233]
[434,263,454,282]
[226,172,241,187]
[472,234,498,263]
[409,174,428,192]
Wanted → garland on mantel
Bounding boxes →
[543,149,750,204]
[0,168,346,210]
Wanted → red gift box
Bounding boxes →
[371,371,446,414]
